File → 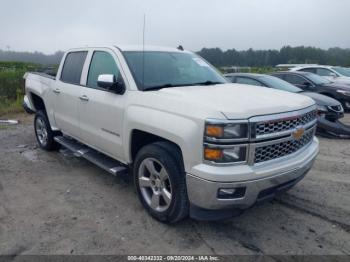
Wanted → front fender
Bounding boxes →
[124,105,203,172]
[23,95,35,114]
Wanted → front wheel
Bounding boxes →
[133,142,189,223]
[34,111,60,151]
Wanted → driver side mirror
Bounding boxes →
[329,72,337,78]
[97,74,125,94]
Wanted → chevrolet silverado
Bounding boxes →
[23,45,319,222]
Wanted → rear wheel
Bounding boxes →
[134,142,189,223]
[34,111,60,151]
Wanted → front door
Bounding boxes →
[79,50,126,160]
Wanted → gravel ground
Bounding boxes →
[0,113,349,255]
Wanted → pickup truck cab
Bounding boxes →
[24,45,319,222]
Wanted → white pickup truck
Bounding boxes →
[23,45,319,222]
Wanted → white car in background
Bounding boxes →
[290,65,350,85]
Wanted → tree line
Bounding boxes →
[0,50,64,65]
[197,46,350,67]
[0,46,350,67]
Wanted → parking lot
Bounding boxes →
[0,113,349,255]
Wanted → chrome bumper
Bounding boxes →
[186,140,318,210]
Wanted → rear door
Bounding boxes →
[53,51,88,138]
[78,49,127,160]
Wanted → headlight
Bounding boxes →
[204,145,247,163]
[205,121,248,141]
[336,90,350,96]
[316,105,328,115]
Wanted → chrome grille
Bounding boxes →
[254,129,314,163]
[255,110,317,137]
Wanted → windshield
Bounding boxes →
[122,51,227,90]
[260,75,302,93]
[332,67,350,77]
[306,73,332,85]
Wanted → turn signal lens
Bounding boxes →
[204,148,223,161]
[205,125,224,138]
[204,145,247,163]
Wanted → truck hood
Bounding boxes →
[158,83,315,119]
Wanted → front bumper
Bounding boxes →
[317,116,350,138]
[186,137,318,213]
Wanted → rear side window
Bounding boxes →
[224,76,232,82]
[87,51,120,89]
[236,77,263,86]
[300,68,316,73]
[316,68,334,77]
[284,74,305,85]
[60,51,88,84]
[272,74,284,80]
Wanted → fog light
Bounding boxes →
[217,187,246,199]
[218,188,236,196]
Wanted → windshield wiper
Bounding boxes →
[143,81,224,91]
[188,80,224,86]
[143,84,178,91]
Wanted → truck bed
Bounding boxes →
[27,71,56,80]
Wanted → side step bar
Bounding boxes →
[54,136,128,176]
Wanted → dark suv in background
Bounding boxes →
[271,71,350,111]
[224,73,350,138]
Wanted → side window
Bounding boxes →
[272,74,284,80]
[60,51,88,84]
[236,77,263,86]
[284,75,306,85]
[224,76,232,82]
[316,68,334,77]
[87,51,120,89]
[300,68,316,73]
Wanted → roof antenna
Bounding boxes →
[142,14,146,89]
[177,45,184,51]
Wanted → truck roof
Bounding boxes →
[66,45,190,53]
[117,45,188,52]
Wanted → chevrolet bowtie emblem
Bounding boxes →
[292,126,305,140]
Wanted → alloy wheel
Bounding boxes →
[138,158,173,212]
[35,117,48,146]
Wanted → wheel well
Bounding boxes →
[130,130,183,162]
[30,93,46,112]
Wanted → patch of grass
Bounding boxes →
[0,62,29,117]
[0,96,24,117]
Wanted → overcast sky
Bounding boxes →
[1,0,349,54]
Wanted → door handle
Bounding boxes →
[53,88,61,94]
[79,95,89,102]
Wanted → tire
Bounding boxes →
[34,110,60,151]
[133,141,189,223]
